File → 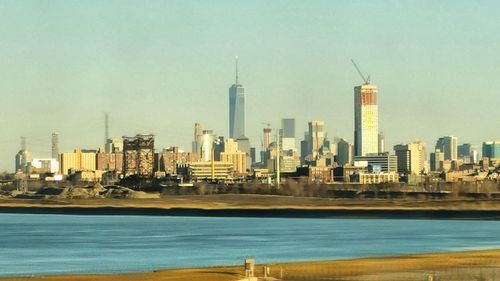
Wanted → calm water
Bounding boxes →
[0,213,499,276]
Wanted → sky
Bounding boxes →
[0,0,499,172]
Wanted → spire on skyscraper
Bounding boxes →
[235,55,239,85]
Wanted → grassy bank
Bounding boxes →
[0,195,500,219]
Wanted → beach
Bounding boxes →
[1,249,499,281]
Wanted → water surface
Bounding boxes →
[1,213,499,276]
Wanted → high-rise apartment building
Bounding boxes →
[354,83,379,156]
[393,141,426,175]
[229,57,246,139]
[435,136,458,161]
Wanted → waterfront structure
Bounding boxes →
[337,138,353,166]
[60,149,96,175]
[482,141,500,160]
[435,136,458,161]
[354,83,379,156]
[354,153,397,173]
[229,57,246,139]
[393,141,427,175]
[51,132,59,159]
[122,134,154,177]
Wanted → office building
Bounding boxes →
[354,83,379,156]
[430,149,445,171]
[281,119,296,151]
[482,141,500,160]
[435,136,458,161]
[308,120,325,159]
[198,130,217,161]
[281,118,295,138]
[337,138,353,166]
[354,153,397,173]
[378,132,385,153]
[393,141,426,175]
[458,143,478,164]
[229,57,246,139]
[220,138,247,174]
[191,123,203,153]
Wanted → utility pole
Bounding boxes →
[276,129,280,187]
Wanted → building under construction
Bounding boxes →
[122,134,155,178]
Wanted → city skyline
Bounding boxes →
[1,1,499,171]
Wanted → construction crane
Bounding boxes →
[351,59,370,84]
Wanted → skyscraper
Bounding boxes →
[435,136,458,161]
[308,120,325,159]
[51,132,59,159]
[482,141,500,160]
[337,138,353,166]
[229,57,246,139]
[354,83,379,156]
[192,123,203,153]
[281,118,296,151]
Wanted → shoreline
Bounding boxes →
[1,195,500,219]
[2,205,500,220]
[1,249,499,280]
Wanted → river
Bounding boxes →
[0,213,499,276]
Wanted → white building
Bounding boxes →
[354,83,379,156]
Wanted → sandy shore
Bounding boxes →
[1,195,500,219]
[1,249,499,281]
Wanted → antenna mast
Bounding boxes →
[235,56,239,85]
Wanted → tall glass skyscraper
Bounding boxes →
[229,57,246,139]
[354,83,379,156]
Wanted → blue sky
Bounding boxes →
[0,0,499,171]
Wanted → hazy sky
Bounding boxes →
[1,0,499,171]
